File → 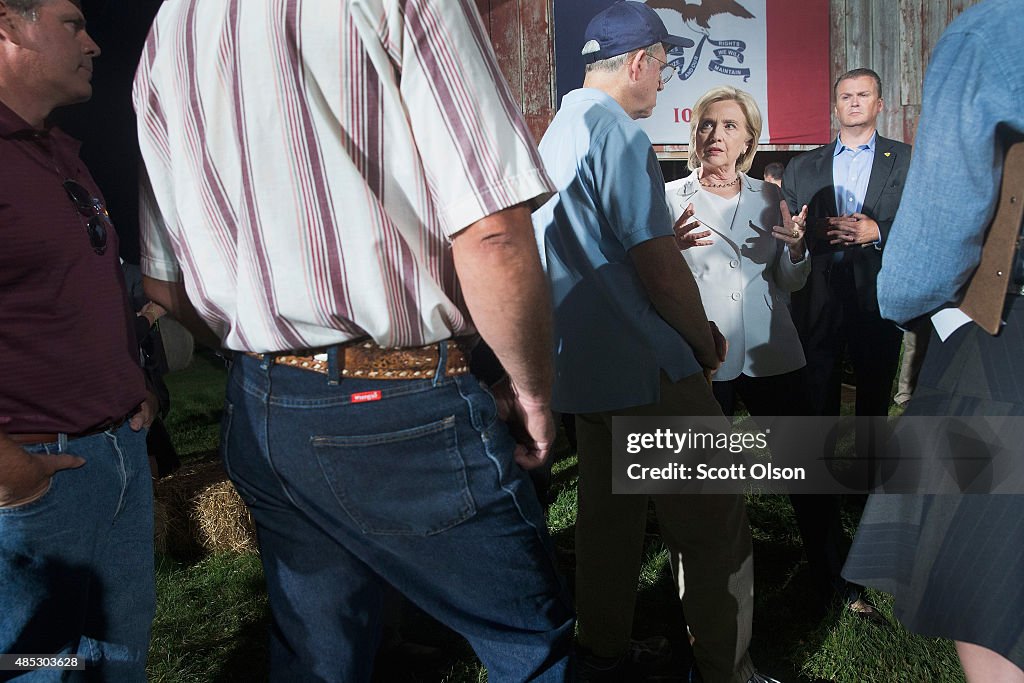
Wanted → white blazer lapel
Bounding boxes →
[736,174,767,236]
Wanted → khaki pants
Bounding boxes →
[574,372,755,683]
[895,324,932,405]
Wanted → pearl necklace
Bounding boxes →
[700,177,740,188]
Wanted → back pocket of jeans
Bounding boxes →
[310,416,476,535]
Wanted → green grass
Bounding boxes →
[163,351,229,459]
[149,553,268,683]
[148,358,965,682]
[796,593,963,683]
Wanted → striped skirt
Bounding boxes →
[843,297,1024,670]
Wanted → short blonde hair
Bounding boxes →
[687,86,762,173]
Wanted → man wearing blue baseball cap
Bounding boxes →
[533,2,777,682]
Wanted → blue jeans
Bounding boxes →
[0,423,154,682]
[224,351,574,682]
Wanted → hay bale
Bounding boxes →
[154,458,257,558]
[194,480,257,554]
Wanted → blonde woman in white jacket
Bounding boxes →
[665,86,809,416]
[666,87,879,622]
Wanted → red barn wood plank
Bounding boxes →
[899,0,923,106]
[520,0,555,141]
[491,0,524,103]
[871,0,901,137]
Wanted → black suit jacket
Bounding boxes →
[781,135,911,316]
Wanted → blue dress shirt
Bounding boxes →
[833,132,876,216]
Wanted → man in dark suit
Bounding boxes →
[784,67,910,421]
[781,67,911,615]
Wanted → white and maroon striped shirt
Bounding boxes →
[134,0,552,352]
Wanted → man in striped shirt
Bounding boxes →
[135,0,573,680]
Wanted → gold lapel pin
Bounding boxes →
[884,152,891,157]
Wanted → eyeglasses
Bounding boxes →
[646,54,678,86]
[63,179,111,255]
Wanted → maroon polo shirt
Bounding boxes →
[0,100,145,434]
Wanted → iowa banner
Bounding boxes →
[554,0,832,146]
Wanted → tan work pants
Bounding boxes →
[574,371,755,683]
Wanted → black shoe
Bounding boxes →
[747,673,783,683]
[745,671,782,683]
[578,636,673,682]
[372,631,448,680]
[688,667,783,682]
[578,651,625,683]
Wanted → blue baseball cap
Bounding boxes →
[582,1,694,63]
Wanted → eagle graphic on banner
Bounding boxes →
[645,0,755,30]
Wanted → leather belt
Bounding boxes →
[247,339,471,380]
[9,416,128,446]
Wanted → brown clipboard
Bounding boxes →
[958,141,1024,335]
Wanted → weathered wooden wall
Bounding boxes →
[836,0,982,146]
[476,0,983,150]
[474,0,556,144]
